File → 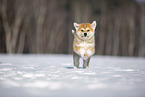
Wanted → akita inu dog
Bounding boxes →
[72,21,96,69]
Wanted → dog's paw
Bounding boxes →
[84,54,89,57]
[86,66,89,69]
[74,66,78,69]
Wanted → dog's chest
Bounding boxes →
[76,41,93,50]
[74,40,95,59]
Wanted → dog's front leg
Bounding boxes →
[73,52,80,69]
[83,57,90,69]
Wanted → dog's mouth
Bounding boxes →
[82,36,89,38]
[81,36,89,40]
[82,33,89,37]
[77,33,93,40]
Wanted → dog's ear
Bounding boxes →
[91,21,97,30]
[74,22,79,30]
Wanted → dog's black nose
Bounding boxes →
[84,33,87,37]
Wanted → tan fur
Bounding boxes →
[72,21,96,60]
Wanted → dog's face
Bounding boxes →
[74,21,96,40]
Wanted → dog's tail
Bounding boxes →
[72,30,77,37]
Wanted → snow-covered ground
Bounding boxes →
[0,54,145,97]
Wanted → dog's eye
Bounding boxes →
[81,30,84,32]
[87,30,90,32]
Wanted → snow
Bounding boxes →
[0,54,145,97]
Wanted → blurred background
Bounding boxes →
[0,0,145,57]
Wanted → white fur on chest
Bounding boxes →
[76,42,94,49]
[75,42,94,60]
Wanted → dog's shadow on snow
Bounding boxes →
[65,67,83,69]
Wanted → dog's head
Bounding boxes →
[73,21,96,40]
